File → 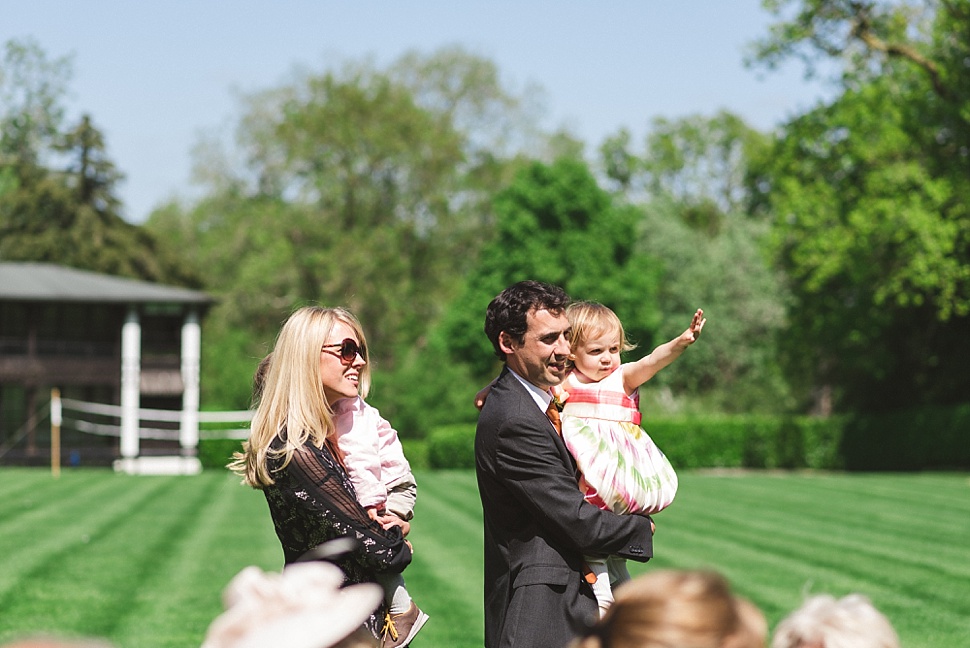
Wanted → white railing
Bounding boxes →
[58,396,253,441]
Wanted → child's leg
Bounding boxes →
[607,555,631,588]
[585,556,613,617]
[375,571,412,615]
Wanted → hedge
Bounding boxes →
[426,424,476,469]
[422,405,969,471]
[646,415,846,470]
[202,404,969,472]
[840,404,970,471]
[198,438,244,470]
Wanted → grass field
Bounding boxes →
[0,468,967,647]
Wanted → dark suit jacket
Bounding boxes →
[476,367,653,648]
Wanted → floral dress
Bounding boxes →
[560,368,678,515]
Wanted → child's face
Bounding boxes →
[571,331,621,382]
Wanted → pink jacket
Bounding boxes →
[332,396,416,519]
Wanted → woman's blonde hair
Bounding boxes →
[566,301,635,358]
[229,306,370,488]
[572,569,767,648]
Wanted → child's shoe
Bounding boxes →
[381,601,429,647]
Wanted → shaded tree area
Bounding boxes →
[377,157,664,435]
[748,0,970,413]
[598,112,792,415]
[0,38,200,287]
[145,48,543,409]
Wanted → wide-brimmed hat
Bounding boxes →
[202,561,382,648]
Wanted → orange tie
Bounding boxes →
[546,397,562,435]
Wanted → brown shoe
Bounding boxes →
[381,601,429,647]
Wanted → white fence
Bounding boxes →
[59,397,253,441]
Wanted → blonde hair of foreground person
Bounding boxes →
[570,569,767,648]
[771,594,900,648]
[229,306,371,488]
[202,561,382,648]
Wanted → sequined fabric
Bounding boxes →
[262,435,412,638]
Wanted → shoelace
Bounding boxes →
[382,612,399,642]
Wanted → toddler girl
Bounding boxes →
[560,301,705,615]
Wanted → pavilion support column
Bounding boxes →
[179,309,201,455]
[120,307,141,459]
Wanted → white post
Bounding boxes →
[180,309,201,454]
[120,307,141,459]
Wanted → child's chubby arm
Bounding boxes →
[622,308,706,395]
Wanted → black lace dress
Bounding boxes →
[262,435,412,637]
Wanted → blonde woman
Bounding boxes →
[570,569,767,648]
[230,306,412,644]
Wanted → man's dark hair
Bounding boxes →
[484,280,570,361]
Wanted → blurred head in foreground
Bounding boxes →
[202,561,382,648]
[771,593,899,648]
[571,569,767,648]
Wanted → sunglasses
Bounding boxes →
[321,338,366,363]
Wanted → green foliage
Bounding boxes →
[746,1,970,413]
[635,197,792,414]
[438,157,664,383]
[841,403,970,471]
[0,39,200,287]
[145,47,542,416]
[639,110,770,216]
[199,313,268,411]
[0,38,71,166]
[648,414,846,470]
[650,404,970,472]
[369,336,481,438]
[426,424,477,469]
[600,112,791,414]
[399,437,430,470]
[197,437,244,470]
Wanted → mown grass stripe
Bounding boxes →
[666,474,970,573]
[0,470,967,648]
[0,475,216,642]
[662,476,970,601]
[110,474,281,648]
[0,471,178,612]
[406,471,485,648]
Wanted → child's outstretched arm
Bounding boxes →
[622,309,706,395]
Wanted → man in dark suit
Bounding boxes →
[475,280,654,648]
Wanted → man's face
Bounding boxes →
[501,307,571,390]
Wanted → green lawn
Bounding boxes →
[0,469,967,647]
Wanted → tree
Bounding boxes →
[146,47,547,411]
[437,156,664,383]
[598,113,790,413]
[0,38,200,286]
[748,0,970,412]
[0,38,71,169]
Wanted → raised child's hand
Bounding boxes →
[679,308,706,347]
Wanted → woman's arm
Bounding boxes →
[622,309,705,395]
[287,445,413,574]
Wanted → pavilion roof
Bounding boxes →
[0,262,214,305]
